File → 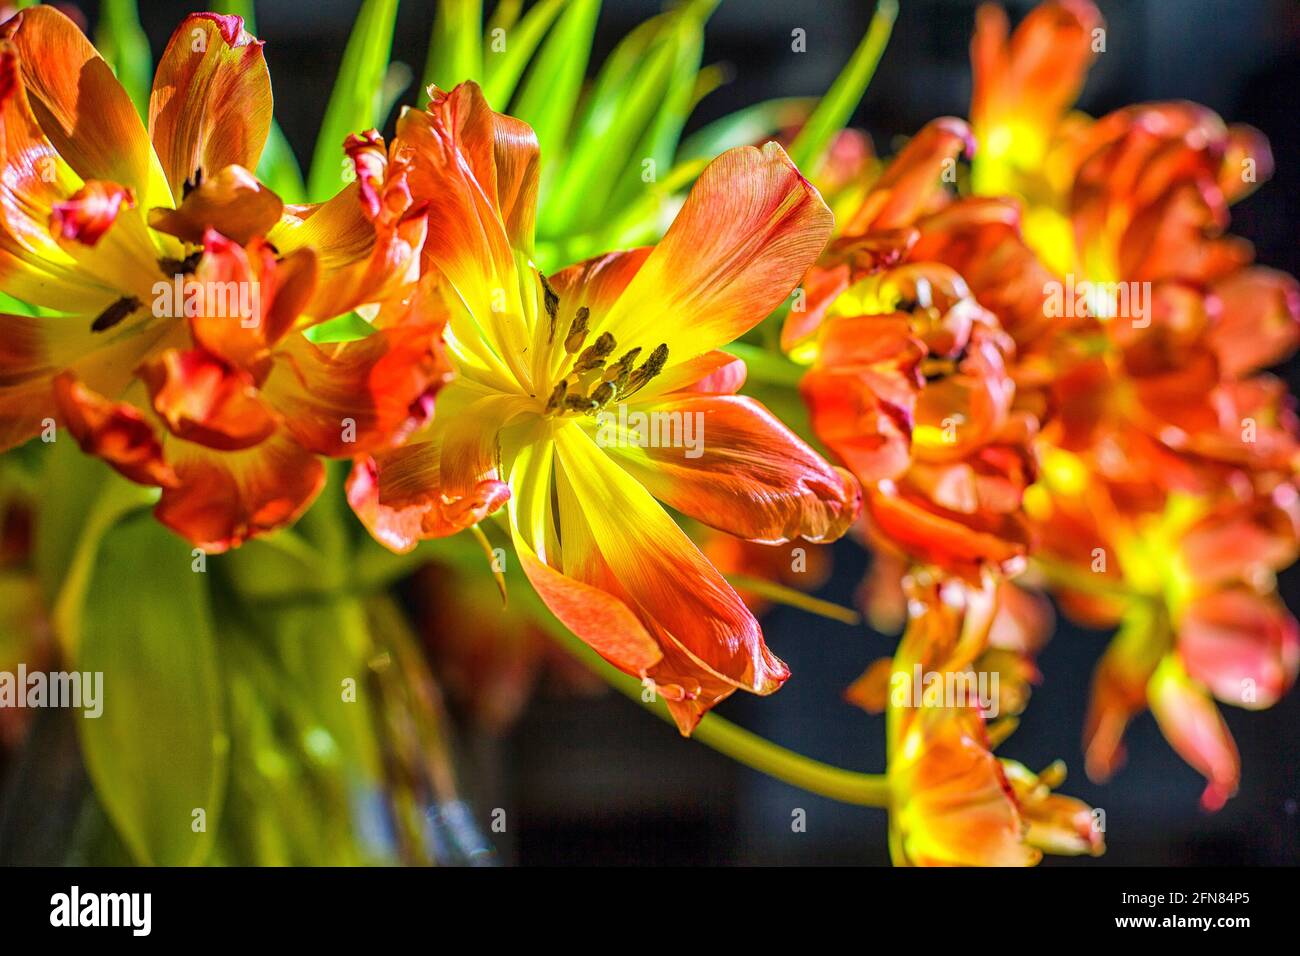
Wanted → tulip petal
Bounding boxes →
[52,371,177,487]
[1148,656,1240,811]
[595,142,833,364]
[262,323,449,457]
[598,394,861,544]
[155,429,324,553]
[148,14,271,202]
[138,347,277,451]
[4,6,170,208]
[1179,589,1299,710]
[552,425,788,710]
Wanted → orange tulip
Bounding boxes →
[0,9,444,551]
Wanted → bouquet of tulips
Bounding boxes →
[0,0,1294,867]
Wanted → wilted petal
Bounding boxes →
[52,371,177,487]
[1148,656,1240,811]
[155,429,324,553]
[148,13,271,201]
[599,394,860,544]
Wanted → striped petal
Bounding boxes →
[597,394,860,544]
[594,142,832,365]
[262,323,449,457]
[148,14,271,202]
[3,6,170,208]
[154,429,324,553]
[552,425,788,731]
[52,372,177,488]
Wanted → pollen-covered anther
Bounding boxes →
[544,380,568,414]
[564,307,591,354]
[540,273,560,342]
[572,331,616,373]
[622,343,669,397]
[603,347,642,388]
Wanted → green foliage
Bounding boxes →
[78,515,227,866]
[307,0,400,201]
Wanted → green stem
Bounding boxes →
[538,606,891,807]
[788,0,898,176]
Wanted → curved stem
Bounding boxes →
[538,610,891,808]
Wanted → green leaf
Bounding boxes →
[511,0,600,174]
[788,0,897,176]
[78,515,227,866]
[256,122,307,203]
[677,96,813,164]
[94,0,153,118]
[543,2,714,233]
[423,0,484,95]
[33,442,156,658]
[307,0,400,202]
[480,0,566,109]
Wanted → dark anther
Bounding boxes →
[158,250,203,276]
[573,331,616,372]
[623,343,669,396]
[540,274,560,342]
[182,168,204,199]
[544,380,568,414]
[564,306,590,355]
[91,296,141,333]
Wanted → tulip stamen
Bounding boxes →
[572,331,616,373]
[540,273,560,343]
[621,343,669,397]
[90,296,142,333]
[564,307,590,355]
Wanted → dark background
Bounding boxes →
[96,0,1300,864]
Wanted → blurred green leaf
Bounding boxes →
[511,0,600,172]
[307,0,400,202]
[78,515,227,866]
[677,96,812,164]
[95,0,153,118]
[423,0,484,96]
[481,0,566,109]
[34,442,156,658]
[788,0,897,176]
[543,1,714,234]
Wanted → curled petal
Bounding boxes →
[1178,589,1299,710]
[52,372,177,487]
[155,430,324,553]
[802,313,925,484]
[148,13,271,202]
[148,164,283,246]
[138,347,276,451]
[263,324,449,457]
[348,450,508,554]
[599,394,861,544]
[188,233,317,375]
[846,118,974,235]
[1148,656,1240,811]
[50,180,135,246]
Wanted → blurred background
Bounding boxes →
[49,0,1300,864]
